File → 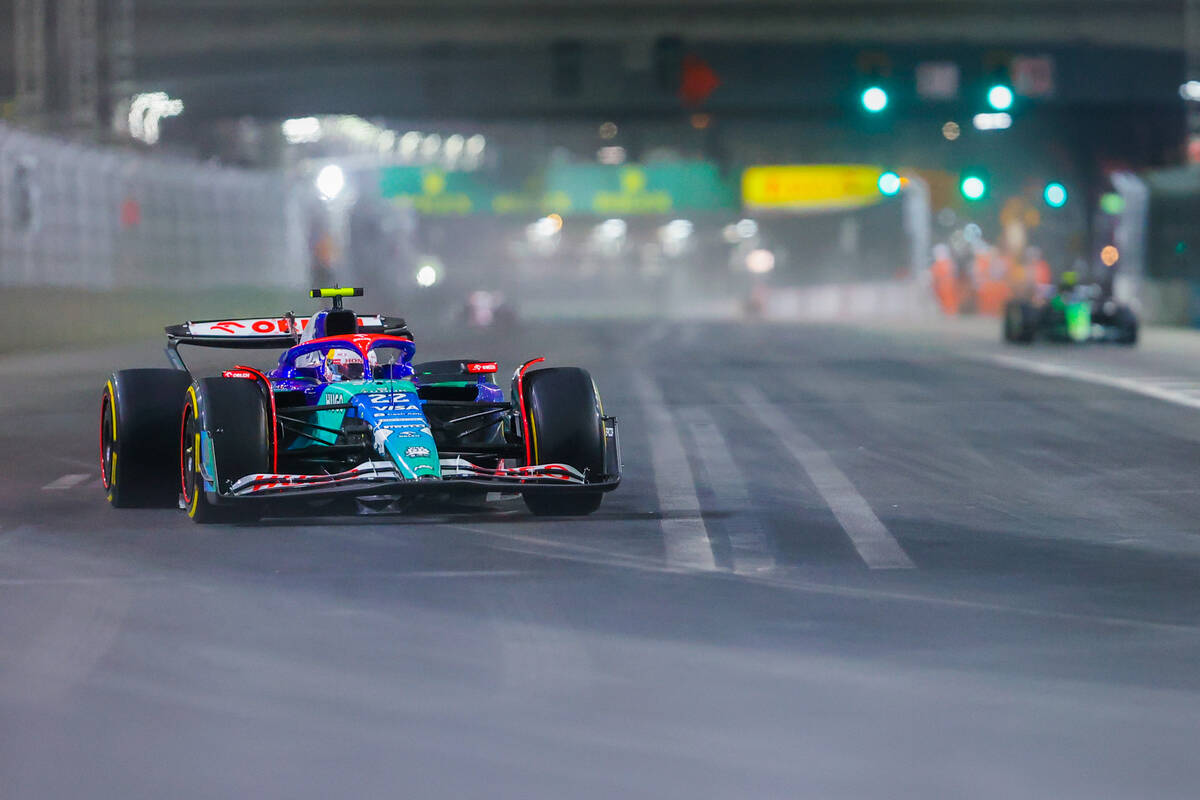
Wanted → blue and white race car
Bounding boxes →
[100,288,620,522]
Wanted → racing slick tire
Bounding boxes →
[181,377,270,524]
[519,367,605,516]
[1113,305,1139,346]
[101,369,193,508]
[1003,300,1037,344]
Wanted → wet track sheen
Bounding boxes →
[3,318,1200,799]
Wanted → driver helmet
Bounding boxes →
[322,349,364,382]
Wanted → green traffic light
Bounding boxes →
[877,171,902,196]
[1043,182,1068,208]
[961,175,987,201]
[861,86,888,113]
[987,84,1014,111]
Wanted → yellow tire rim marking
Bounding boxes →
[186,386,202,517]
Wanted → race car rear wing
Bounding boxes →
[164,313,411,371]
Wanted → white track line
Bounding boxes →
[734,386,915,570]
[679,407,776,574]
[632,372,718,571]
[984,353,1200,411]
[42,473,92,490]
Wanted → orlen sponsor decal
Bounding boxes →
[222,370,257,379]
[193,315,384,336]
[200,318,297,335]
[467,362,498,374]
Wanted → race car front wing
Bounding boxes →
[217,413,621,502]
[227,459,616,498]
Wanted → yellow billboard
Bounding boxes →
[742,165,887,212]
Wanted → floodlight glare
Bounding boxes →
[315,164,346,200]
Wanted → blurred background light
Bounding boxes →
[973,112,1012,131]
[987,83,1014,111]
[1180,80,1200,101]
[315,164,346,200]
[529,214,563,241]
[1101,245,1120,267]
[443,134,465,166]
[735,218,758,238]
[1100,192,1126,215]
[597,145,627,164]
[598,218,627,240]
[416,262,439,287]
[420,133,442,160]
[877,171,902,196]
[860,86,888,113]
[663,219,694,240]
[598,121,618,139]
[745,248,776,274]
[1043,182,1068,208]
[399,131,422,159]
[960,175,987,200]
[660,219,694,257]
[281,117,321,144]
[941,121,961,141]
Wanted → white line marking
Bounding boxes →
[0,576,166,587]
[734,385,915,570]
[679,407,776,574]
[632,372,718,571]
[983,353,1200,411]
[450,524,675,574]
[0,571,529,588]
[42,473,92,490]
[753,569,1199,633]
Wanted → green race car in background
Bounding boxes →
[1004,275,1138,346]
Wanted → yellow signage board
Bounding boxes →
[742,165,887,212]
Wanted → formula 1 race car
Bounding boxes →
[1003,278,1138,345]
[100,288,620,522]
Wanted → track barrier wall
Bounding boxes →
[0,124,308,351]
[0,123,305,292]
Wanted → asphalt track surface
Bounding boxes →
[3,316,1200,799]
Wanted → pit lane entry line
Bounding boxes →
[632,372,719,571]
[733,385,915,570]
